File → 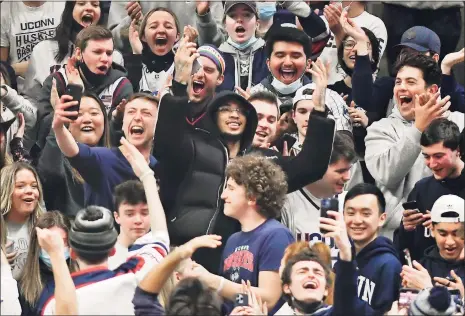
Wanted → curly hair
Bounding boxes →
[226,154,288,219]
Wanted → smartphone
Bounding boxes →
[398,288,419,309]
[402,201,420,213]
[320,198,339,234]
[403,249,413,267]
[191,58,202,75]
[234,293,249,307]
[449,289,463,308]
[65,83,83,121]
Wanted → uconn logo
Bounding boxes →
[357,276,376,305]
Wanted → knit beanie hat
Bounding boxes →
[197,45,226,75]
[69,206,118,256]
[409,286,457,315]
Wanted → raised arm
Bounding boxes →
[52,95,80,158]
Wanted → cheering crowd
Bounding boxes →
[1,1,465,315]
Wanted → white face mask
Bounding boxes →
[270,77,304,95]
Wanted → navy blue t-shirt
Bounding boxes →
[219,219,295,314]
[68,143,157,211]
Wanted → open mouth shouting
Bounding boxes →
[235,25,246,37]
[130,125,145,138]
[22,197,36,206]
[81,13,95,27]
[302,280,319,290]
[255,130,268,140]
[280,67,297,82]
[192,80,205,95]
[94,65,108,74]
[399,95,413,107]
[154,35,168,47]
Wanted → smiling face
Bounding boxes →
[10,169,40,218]
[421,142,462,180]
[187,56,224,103]
[432,222,464,261]
[142,10,179,56]
[73,1,101,28]
[394,66,438,121]
[68,96,105,146]
[224,4,257,44]
[342,36,373,70]
[221,178,250,220]
[114,202,150,243]
[77,38,113,75]
[267,41,308,85]
[283,260,328,304]
[344,194,386,247]
[293,100,314,139]
[251,99,278,147]
[122,98,158,149]
[314,159,352,196]
[216,101,248,140]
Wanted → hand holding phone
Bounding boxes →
[403,249,413,267]
[320,198,339,234]
[65,84,83,121]
[234,293,249,308]
[402,201,420,213]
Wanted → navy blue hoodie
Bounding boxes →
[394,168,465,264]
[420,245,465,284]
[355,236,402,314]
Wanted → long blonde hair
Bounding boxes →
[1,162,45,247]
[20,211,73,306]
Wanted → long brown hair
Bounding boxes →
[19,211,73,306]
[1,163,45,247]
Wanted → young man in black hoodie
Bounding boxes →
[401,194,464,291]
[343,183,402,314]
[395,118,465,264]
[34,25,133,149]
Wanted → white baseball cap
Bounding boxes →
[431,195,464,223]
[292,84,315,107]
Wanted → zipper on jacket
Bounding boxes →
[205,135,229,235]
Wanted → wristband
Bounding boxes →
[217,276,225,293]
[139,170,154,182]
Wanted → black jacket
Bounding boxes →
[420,245,465,283]
[394,168,465,264]
[154,91,258,273]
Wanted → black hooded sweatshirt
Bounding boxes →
[154,90,258,273]
[420,245,465,284]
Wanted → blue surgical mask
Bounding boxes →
[257,2,276,21]
[40,248,70,268]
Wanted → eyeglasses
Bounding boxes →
[343,40,372,51]
[218,105,249,116]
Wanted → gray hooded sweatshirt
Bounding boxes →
[365,106,465,239]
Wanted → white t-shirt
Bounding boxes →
[6,220,31,280]
[139,63,175,94]
[281,189,347,266]
[0,1,65,64]
[319,11,388,85]
[1,265,21,315]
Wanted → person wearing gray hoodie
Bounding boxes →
[365,53,465,239]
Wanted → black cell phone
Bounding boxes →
[65,83,83,121]
[398,288,419,309]
[320,198,339,234]
[402,201,420,213]
[234,293,249,307]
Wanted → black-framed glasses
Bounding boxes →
[218,105,249,116]
[343,40,372,50]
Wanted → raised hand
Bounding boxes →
[52,95,79,129]
[183,25,199,43]
[119,136,151,178]
[339,10,367,42]
[36,227,65,256]
[65,56,84,88]
[441,48,465,75]
[348,101,368,128]
[235,86,251,100]
[319,210,352,261]
[178,234,222,259]
[196,1,210,16]
[125,1,142,21]
[174,37,199,84]
[323,3,342,33]
[401,260,433,290]
[129,19,143,54]
[50,78,59,109]
[112,99,127,122]
[308,58,329,111]
[13,113,25,139]
[414,92,451,132]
